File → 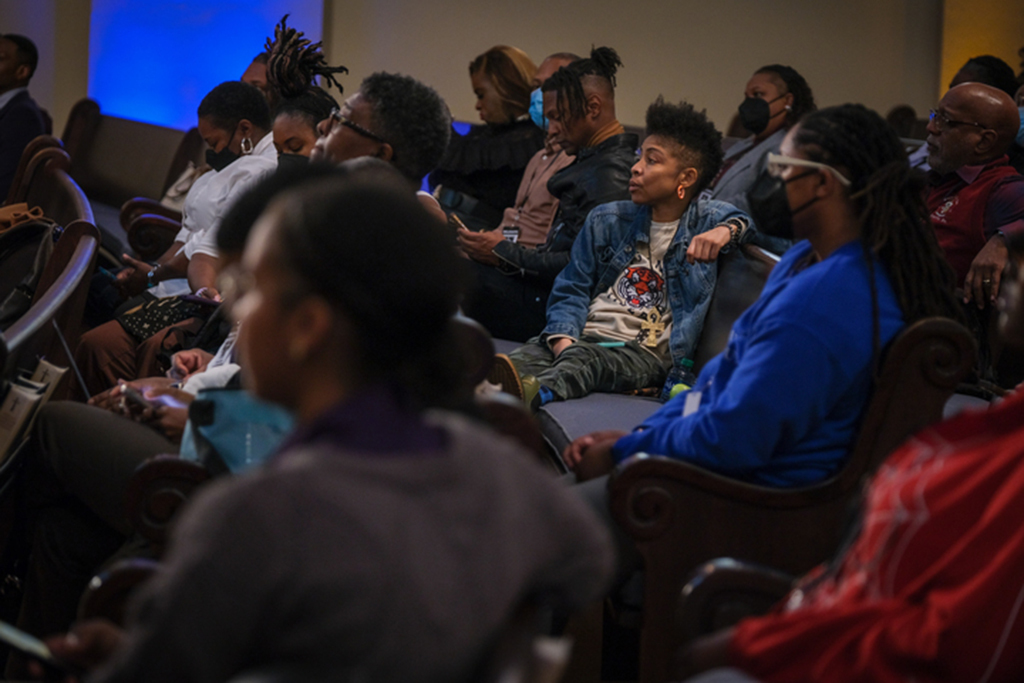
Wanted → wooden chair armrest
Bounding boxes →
[126,214,182,262]
[77,558,161,626]
[119,197,182,228]
[677,558,795,645]
[124,454,211,550]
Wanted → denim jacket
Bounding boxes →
[542,199,750,367]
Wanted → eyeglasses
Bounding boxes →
[327,107,388,144]
[766,153,852,186]
[928,109,989,133]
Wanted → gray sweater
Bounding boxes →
[93,411,614,683]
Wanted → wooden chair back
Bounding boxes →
[4,134,64,206]
[3,221,99,376]
[63,98,205,206]
[22,149,95,229]
[608,316,976,682]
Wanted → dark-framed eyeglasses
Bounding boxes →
[328,107,388,144]
[928,109,989,133]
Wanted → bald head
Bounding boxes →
[927,82,1021,173]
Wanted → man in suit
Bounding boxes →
[0,34,47,199]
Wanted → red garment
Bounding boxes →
[730,391,1024,682]
[927,157,1022,285]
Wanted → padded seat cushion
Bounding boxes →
[537,393,662,467]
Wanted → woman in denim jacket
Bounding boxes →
[494,98,749,407]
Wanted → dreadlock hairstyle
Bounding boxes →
[645,97,724,195]
[265,15,348,103]
[755,64,816,128]
[792,104,963,337]
[541,46,622,125]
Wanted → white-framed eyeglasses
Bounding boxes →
[766,153,852,186]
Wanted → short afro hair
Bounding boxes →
[360,72,451,182]
[958,55,1019,97]
[644,97,724,195]
[1,34,38,79]
[198,81,272,134]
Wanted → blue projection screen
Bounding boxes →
[89,1,322,130]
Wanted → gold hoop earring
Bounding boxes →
[677,186,686,200]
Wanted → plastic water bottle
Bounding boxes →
[660,358,697,402]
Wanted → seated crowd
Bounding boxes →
[3,18,1024,682]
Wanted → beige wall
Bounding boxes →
[324,0,943,130]
[941,0,1024,96]
[0,0,90,134]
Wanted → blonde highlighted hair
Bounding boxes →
[469,45,537,121]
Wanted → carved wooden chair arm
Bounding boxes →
[126,214,182,262]
[119,197,182,227]
[77,557,161,626]
[124,454,211,550]
[677,558,796,645]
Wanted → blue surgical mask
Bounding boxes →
[1016,107,1024,147]
[529,88,547,130]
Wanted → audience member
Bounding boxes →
[925,82,1024,308]
[0,33,46,199]
[707,64,816,254]
[462,46,638,341]
[909,54,1021,172]
[272,88,337,164]
[949,54,1020,97]
[492,98,748,407]
[43,167,614,683]
[310,71,451,219]
[263,15,347,108]
[430,45,546,231]
[75,81,277,396]
[567,104,961,491]
[240,52,271,104]
[457,51,578,258]
[5,165,330,679]
[679,224,1024,683]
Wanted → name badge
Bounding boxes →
[682,390,702,417]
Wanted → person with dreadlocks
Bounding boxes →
[707,64,816,255]
[678,207,1024,683]
[262,15,347,113]
[567,104,961,492]
[462,46,638,342]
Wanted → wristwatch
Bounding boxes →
[147,267,157,288]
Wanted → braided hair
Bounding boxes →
[541,46,622,125]
[792,104,962,332]
[755,64,815,128]
[265,15,348,102]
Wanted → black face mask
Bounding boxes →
[206,146,240,172]
[738,95,785,135]
[746,168,819,240]
[276,153,309,173]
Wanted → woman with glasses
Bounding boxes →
[428,45,548,231]
[569,104,962,490]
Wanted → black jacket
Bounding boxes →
[492,132,637,284]
[0,90,47,199]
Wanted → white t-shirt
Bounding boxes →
[151,133,278,299]
[581,218,679,365]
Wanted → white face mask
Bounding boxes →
[1017,107,1024,148]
